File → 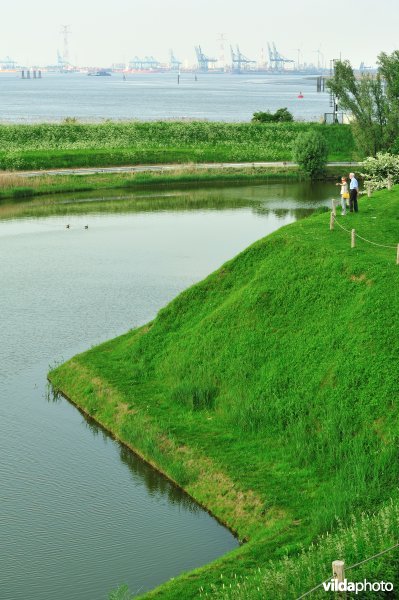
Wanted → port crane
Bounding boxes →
[169,50,182,71]
[129,56,161,70]
[195,46,217,72]
[0,56,17,69]
[267,42,294,71]
[230,45,256,73]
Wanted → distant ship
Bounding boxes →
[88,69,111,77]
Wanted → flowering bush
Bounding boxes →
[360,152,399,193]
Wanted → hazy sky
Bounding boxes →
[1,0,397,67]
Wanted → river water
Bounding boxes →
[0,181,335,600]
[0,72,330,123]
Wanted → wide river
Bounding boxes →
[0,180,335,600]
[0,71,330,123]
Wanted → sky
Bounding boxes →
[1,0,398,68]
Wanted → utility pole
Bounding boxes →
[330,59,339,122]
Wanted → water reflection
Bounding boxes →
[0,180,335,222]
[45,382,63,404]
[81,409,202,515]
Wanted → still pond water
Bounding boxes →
[0,181,335,600]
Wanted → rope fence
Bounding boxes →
[293,199,399,598]
[296,541,399,600]
[329,200,399,264]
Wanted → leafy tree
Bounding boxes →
[293,130,328,178]
[378,51,399,147]
[327,52,399,156]
[252,108,294,123]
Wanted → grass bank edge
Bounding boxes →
[49,354,283,542]
[48,345,306,600]
[48,356,294,600]
[0,165,350,203]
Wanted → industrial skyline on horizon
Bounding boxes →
[0,37,341,73]
[1,0,397,69]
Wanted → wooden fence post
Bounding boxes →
[397,244,399,265]
[351,229,356,248]
[331,199,336,216]
[330,212,335,230]
[366,182,372,198]
[387,174,393,190]
[332,560,346,596]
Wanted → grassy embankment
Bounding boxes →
[49,187,399,599]
[0,164,348,204]
[0,121,356,172]
[0,166,311,202]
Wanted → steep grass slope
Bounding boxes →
[50,188,399,598]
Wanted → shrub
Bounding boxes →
[293,130,328,178]
[361,152,399,181]
[251,111,275,123]
[359,152,399,193]
[251,108,294,123]
[273,108,294,122]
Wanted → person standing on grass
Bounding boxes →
[336,176,348,215]
[349,172,359,212]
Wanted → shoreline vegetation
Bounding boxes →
[0,165,350,203]
[0,122,356,172]
[49,188,399,599]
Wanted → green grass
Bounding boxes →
[49,186,399,599]
[0,122,356,170]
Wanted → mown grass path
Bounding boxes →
[11,160,359,178]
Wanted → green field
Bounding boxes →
[0,122,356,170]
[49,187,399,599]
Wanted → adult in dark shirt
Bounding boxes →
[349,172,359,212]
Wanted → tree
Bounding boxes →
[293,130,328,178]
[378,51,399,147]
[327,52,399,156]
